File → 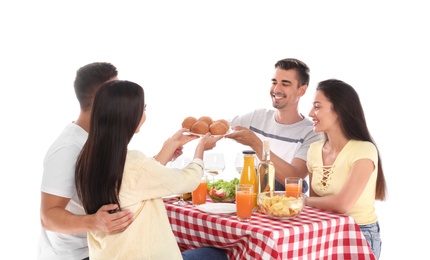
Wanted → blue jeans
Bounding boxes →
[360,222,382,259]
[182,247,228,260]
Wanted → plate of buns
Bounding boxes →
[182,116,231,136]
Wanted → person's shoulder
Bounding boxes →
[231,108,274,121]
[46,123,86,152]
[127,150,146,158]
[349,140,377,153]
[125,150,151,171]
[253,108,275,116]
[310,140,325,149]
[127,150,153,161]
[299,116,314,126]
[229,108,274,126]
[298,117,322,137]
[57,122,86,139]
[350,140,375,148]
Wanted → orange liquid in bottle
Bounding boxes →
[239,150,258,210]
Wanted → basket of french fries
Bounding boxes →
[258,191,306,220]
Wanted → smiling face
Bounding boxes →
[308,90,339,133]
[270,68,306,110]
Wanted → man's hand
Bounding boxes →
[41,193,134,235]
[225,126,260,147]
[92,204,134,234]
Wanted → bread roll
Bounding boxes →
[191,121,209,134]
[182,116,197,130]
[198,116,213,126]
[210,121,228,135]
[215,119,230,131]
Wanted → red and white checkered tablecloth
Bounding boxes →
[164,199,376,260]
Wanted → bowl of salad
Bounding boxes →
[207,178,239,203]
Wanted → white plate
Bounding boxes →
[183,129,234,137]
[196,203,236,214]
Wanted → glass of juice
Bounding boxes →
[235,184,254,222]
[285,177,303,198]
[192,176,208,205]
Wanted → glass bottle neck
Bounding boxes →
[262,151,270,161]
[262,141,270,161]
[244,155,254,165]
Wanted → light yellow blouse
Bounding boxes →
[307,140,378,225]
[88,150,203,260]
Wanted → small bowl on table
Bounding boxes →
[207,178,239,203]
[258,191,306,220]
[207,189,236,203]
[208,195,236,203]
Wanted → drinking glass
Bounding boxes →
[192,176,208,205]
[285,177,303,198]
[170,156,192,205]
[235,184,254,222]
[203,153,225,182]
[234,152,243,174]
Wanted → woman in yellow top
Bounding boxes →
[75,80,228,260]
[306,79,387,259]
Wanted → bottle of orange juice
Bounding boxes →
[239,150,258,210]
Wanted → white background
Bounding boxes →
[1,1,428,259]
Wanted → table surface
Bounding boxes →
[164,198,376,260]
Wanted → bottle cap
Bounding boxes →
[242,150,256,154]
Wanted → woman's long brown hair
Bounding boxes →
[75,80,145,214]
[317,79,387,201]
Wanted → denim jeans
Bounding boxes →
[83,248,227,260]
[182,247,228,260]
[360,222,382,259]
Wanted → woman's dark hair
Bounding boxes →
[275,58,310,86]
[316,79,386,200]
[75,80,145,214]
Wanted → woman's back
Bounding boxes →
[88,150,204,259]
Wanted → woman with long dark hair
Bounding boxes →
[306,79,387,259]
[75,80,227,259]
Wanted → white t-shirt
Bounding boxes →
[229,108,322,190]
[38,123,89,260]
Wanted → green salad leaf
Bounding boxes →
[207,178,240,202]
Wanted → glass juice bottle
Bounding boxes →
[239,150,258,210]
[257,140,275,194]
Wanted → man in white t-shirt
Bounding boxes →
[38,62,134,260]
[226,58,323,193]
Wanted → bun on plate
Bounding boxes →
[191,121,209,134]
[182,116,230,135]
[182,116,197,130]
[198,116,213,126]
[210,121,228,135]
[215,119,230,131]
